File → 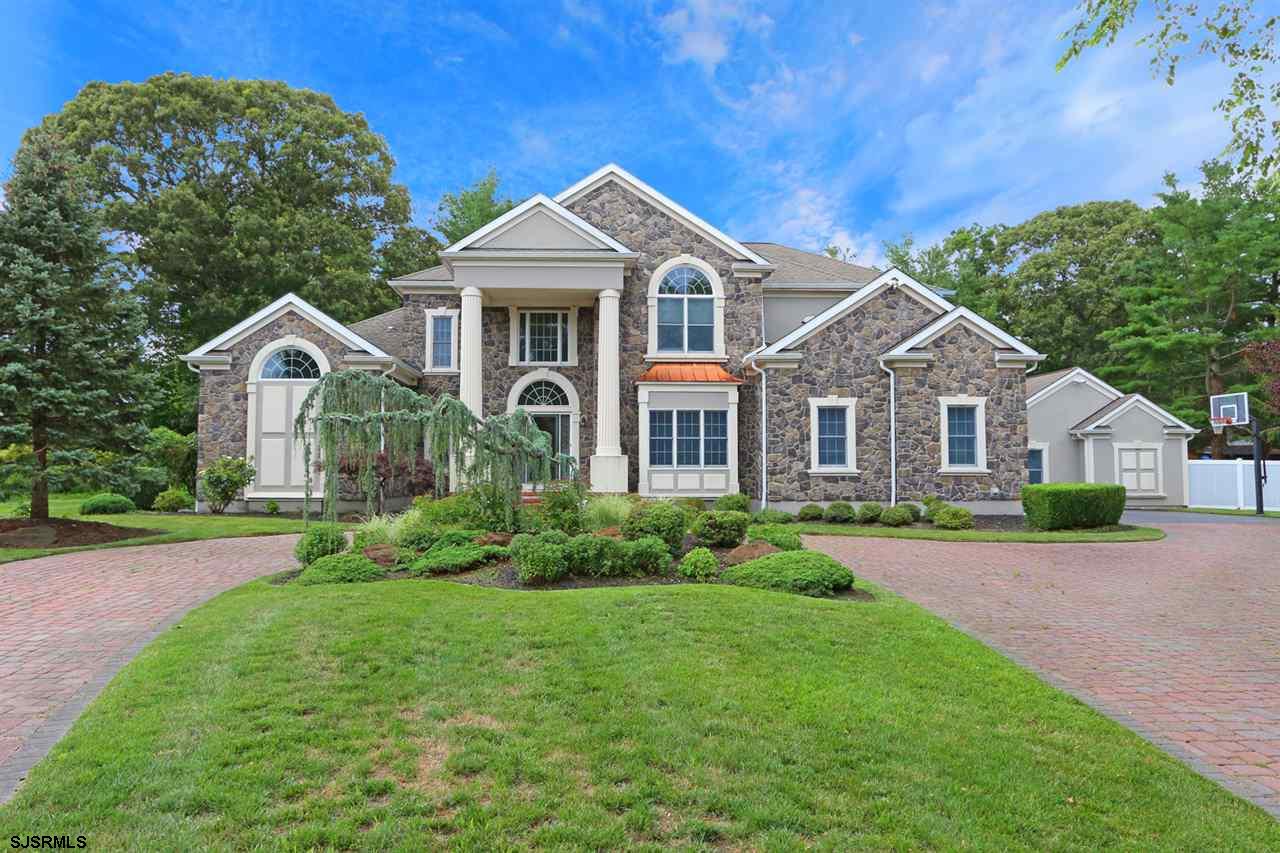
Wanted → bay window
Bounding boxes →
[648,409,730,468]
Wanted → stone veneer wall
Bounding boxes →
[565,181,764,491]
[399,293,462,400]
[895,328,1027,501]
[764,288,939,503]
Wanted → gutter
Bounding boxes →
[878,358,897,506]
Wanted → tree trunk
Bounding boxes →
[1207,357,1227,459]
[30,415,49,522]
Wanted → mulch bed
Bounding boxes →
[0,517,161,549]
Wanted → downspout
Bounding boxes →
[879,358,897,506]
[747,355,768,509]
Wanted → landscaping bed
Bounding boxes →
[0,517,162,549]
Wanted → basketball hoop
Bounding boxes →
[1210,415,1233,435]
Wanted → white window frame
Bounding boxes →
[1027,440,1050,484]
[506,369,581,485]
[645,409,730,469]
[424,308,459,373]
[1113,441,1164,496]
[807,396,858,475]
[646,255,726,362]
[938,395,989,474]
[508,307,578,366]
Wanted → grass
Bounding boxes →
[2,579,1275,849]
[0,493,314,564]
[788,522,1166,543]
[1156,507,1280,519]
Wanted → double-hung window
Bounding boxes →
[648,409,729,467]
[939,396,989,473]
[1027,448,1045,484]
[424,309,459,372]
[656,266,715,353]
[516,310,571,364]
[807,396,857,474]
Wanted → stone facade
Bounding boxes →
[764,288,940,503]
[565,181,764,490]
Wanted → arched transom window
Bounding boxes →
[656,265,715,353]
[260,348,322,379]
[518,379,570,408]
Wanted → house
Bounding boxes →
[1026,367,1198,506]
[182,163,1046,513]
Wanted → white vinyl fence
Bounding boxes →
[1187,459,1280,510]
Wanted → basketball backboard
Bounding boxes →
[1209,392,1250,427]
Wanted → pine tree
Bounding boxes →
[0,128,152,520]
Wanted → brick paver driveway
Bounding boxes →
[0,535,298,800]
[812,517,1280,816]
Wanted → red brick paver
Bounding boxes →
[812,521,1280,816]
[0,535,298,798]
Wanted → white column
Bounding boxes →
[591,288,629,492]
[459,286,483,418]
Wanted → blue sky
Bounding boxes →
[0,0,1238,265]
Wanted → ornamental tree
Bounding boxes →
[0,129,153,521]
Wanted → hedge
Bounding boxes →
[1022,482,1126,530]
[79,493,136,515]
[692,510,750,548]
[721,552,854,597]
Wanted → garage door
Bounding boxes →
[251,346,323,495]
[1118,446,1159,493]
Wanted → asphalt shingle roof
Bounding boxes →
[1026,367,1076,397]
[348,306,422,369]
[743,242,881,285]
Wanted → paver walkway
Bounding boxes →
[812,519,1280,817]
[0,534,298,800]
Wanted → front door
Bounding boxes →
[531,413,570,482]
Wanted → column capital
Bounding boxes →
[460,286,482,298]
[599,288,621,300]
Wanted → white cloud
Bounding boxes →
[918,52,950,83]
[562,0,604,26]
[653,0,773,73]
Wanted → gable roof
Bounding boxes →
[1072,394,1198,433]
[183,292,392,361]
[348,306,422,370]
[1026,366,1123,407]
[443,193,633,254]
[883,306,1042,360]
[758,268,955,356]
[744,242,880,286]
[391,264,453,283]
[554,163,771,266]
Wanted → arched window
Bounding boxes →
[518,379,570,408]
[260,348,322,379]
[656,266,715,353]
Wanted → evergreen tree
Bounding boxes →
[0,129,152,520]
[433,170,516,246]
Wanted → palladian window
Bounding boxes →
[259,348,321,379]
[656,266,715,353]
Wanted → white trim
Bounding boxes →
[884,306,1041,361]
[1181,435,1191,506]
[183,292,390,361]
[424,308,460,373]
[1077,394,1199,434]
[1026,367,1123,408]
[244,336,329,500]
[647,255,726,360]
[507,307,579,367]
[938,395,989,474]
[807,396,859,475]
[1084,436,1097,483]
[246,335,332,383]
[443,193,632,254]
[506,369,581,479]
[759,268,954,356]
[1114,440,1164,496]
[637,383,739,497]
[553,163,769,265]
[1027,440,1050,484]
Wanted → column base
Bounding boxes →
[589,454,629,493]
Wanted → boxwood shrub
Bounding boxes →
[903,503,923,522]
[515,540,567,584]
[1022,482,1126,530]
[751,508,793,525]
[855,502,883,523]
[621,500,687,552]
[721,552,853,597]
[879,505,913,527]
[79,493,136,515]
[564,533,624,577]
[797,503,825,522]
[678,547,719,581]
[824,501,856,523]
[713,493,751,513]
[296,553,384,586]
[151,487,194,513]
[622,535,672,576]
[294,523,347,566]
[748,524,802,551]
[692,510,750,548]
[933,505,975,530]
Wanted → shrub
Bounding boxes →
[411,543,507,575]
[824,501,856,523]
[621,500,687,552]
[1022,483,1126,530]
[412,493,478,527]
[797,503,825,522]
[721,552,854,597]
[264,499,280,515]
[934,506,975,530]
[351,514,394,552]
[921,494,943,508]
[692,510,750,548]
[622,535,672,576]
[294,523,347,566]
[751,508,793,525]
[923,500,949,522]
[879,505,913,527]
[516,503,546,533]
[146,427,197,490]
[515,540,568,584]
[903,503,922,522]
[394,513,439,553]
[431,529,487,549]
[200,456,256,514]
[296,553,384,586]
[856,502,883,524]
[79,493,136,515]
[541,481,586,535]
[749,524,802,551]
[152,487,195,513]
[713,493,750,513]
[674,496,708,522]
[584,494,632,531]
[678,547,719,581]
[565,533,623,577]
[127,466,168,510]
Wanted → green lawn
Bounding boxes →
[0,493,313,564]
[2,579,1274,849]
[789,521,1166,543]
[1156,507,1280,519]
